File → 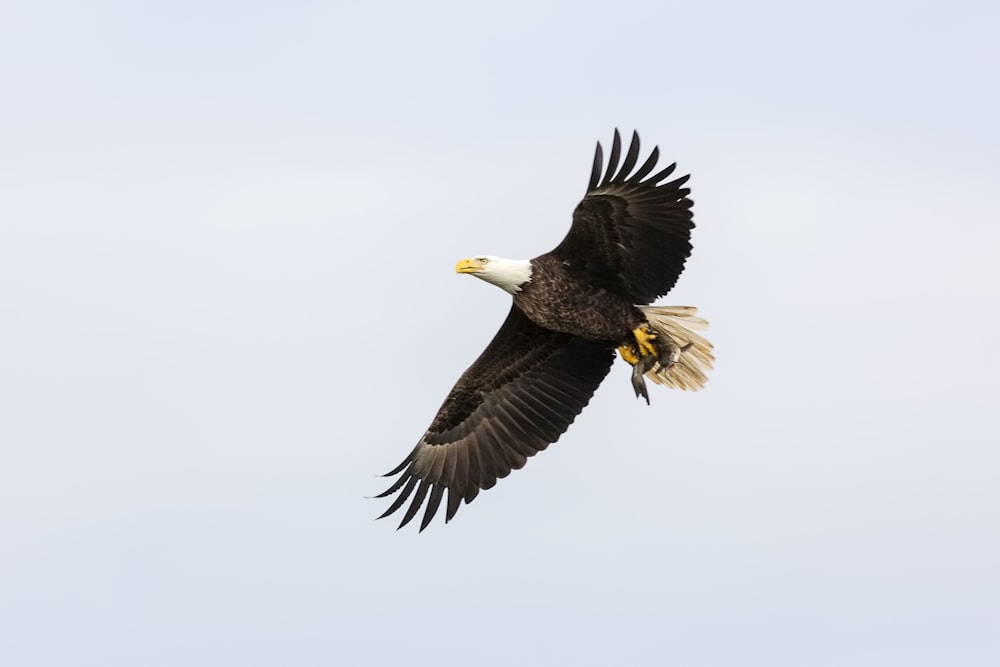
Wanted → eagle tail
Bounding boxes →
[638,306,714,391]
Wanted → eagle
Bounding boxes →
[376,130,713,531]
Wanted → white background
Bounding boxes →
[2,1,998,665]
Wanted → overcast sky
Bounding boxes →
[2,1,998,665]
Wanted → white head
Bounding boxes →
[455,255,533,294]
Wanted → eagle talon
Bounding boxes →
[618,344,640,366]
[632,325,659,358]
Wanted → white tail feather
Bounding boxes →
[638,306,715,391]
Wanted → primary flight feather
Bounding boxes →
[376,130,714,531]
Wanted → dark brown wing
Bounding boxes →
[376,305,615,531]
[547,129,695,304]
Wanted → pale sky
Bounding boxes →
[2,1,998,665]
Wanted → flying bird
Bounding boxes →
[376,130,713,531]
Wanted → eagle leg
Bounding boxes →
[631,325,659,358]
[617,343,640,365]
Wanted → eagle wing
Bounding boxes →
[377,305,615,531]
[548,129,695,304]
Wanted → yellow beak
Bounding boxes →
[456,258,483,274]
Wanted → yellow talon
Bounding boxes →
[632,325,658,358]
[618,344,640,365]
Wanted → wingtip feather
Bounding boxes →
[612,130,641,183]
[588,141,603,192]
[377,475,418,519]
[599,130,623,187]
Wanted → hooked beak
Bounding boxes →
[455,258,483,274]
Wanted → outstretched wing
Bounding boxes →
[548,129,695,304]
[377,306,615,531]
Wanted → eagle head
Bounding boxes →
[455,256,533,294]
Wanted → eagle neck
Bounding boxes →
[490,258,533,294]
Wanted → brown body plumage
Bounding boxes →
[514,255,646,340]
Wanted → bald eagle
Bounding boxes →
[377,130,713,531]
